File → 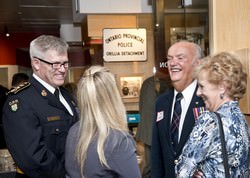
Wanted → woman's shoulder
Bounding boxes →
[68,122,80,137]
[106,129,135,151]
[108,129,133,142]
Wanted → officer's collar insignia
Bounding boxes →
[41,90,47,96]
[9,99,19,112]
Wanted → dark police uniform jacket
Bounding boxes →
[151,85,205,178]
[2,76,78,178]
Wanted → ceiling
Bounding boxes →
[0,0,74,33]
[0,0,208,34]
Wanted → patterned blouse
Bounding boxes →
[175,101,250,178]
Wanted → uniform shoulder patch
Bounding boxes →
[9,99,19,112]
[7,82,31,95]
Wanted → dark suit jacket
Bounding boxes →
[2,76,78,178]
[151,86,205,178]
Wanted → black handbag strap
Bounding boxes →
[214,112,230,178]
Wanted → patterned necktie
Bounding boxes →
[170,93,183,150]
[54,88,60,100]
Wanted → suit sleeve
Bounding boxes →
[151,105,165,178]
[3,96,64,178]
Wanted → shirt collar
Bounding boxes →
[33,73,57,94]
[174,80,197,102]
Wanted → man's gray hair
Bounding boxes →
[29,35,69,60]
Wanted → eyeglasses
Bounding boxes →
[33,56,70,69]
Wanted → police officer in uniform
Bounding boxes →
[2,35,78,178]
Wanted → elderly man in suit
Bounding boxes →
[151,41,205,178]
[135,71,171,178]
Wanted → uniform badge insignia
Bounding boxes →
[47,116,60,121]
[41,90,47,96]
[9,99,19,112]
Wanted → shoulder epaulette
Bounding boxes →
[7,82,31,95]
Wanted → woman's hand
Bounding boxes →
[193,170,203,178]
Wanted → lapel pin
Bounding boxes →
[41,90,47,96]
[71,100,76,106]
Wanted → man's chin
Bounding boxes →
[170,73,182,81]
[171,80,183,89]
[55,80,65,86]
[171,79,181,85]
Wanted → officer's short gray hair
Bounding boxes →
[29,35,69,60]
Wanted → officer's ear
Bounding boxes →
[32,58,41,71]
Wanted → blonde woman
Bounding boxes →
[65,65,141,178]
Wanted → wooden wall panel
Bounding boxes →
[209,0,250,54]
[234,48,250,114]
[209,0,250,125]
[87,15,137,37]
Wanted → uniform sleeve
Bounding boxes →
[175,113,217,178]
[108,135,141,178]
[2,96,64,178]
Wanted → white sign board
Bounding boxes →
[78,0,152,13]
[103,28,147,62]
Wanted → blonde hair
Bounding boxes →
[194,52,247,100]
[75,65,128,177]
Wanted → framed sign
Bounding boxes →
[103,28,147,62]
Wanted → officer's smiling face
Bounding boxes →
[33,49,69,88]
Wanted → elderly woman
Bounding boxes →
[175,52,250,177]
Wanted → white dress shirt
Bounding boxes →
[171,80,197,141]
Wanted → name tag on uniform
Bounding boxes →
[47,116,60,122]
